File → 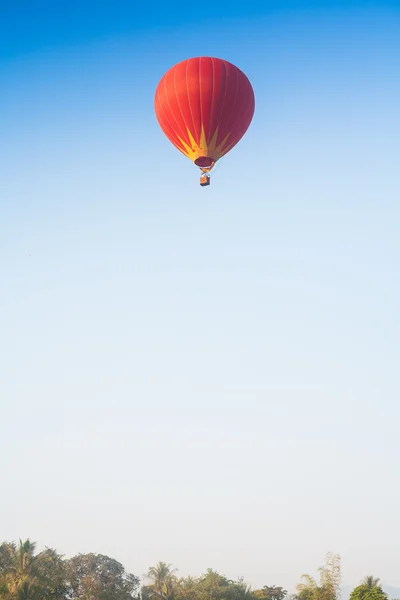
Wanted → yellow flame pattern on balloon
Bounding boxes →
[176,126,233,163]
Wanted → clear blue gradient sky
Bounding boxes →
[1,0,400,594]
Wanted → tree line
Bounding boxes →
[0,540,393,600]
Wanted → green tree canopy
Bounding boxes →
[174,569,253,600]
[349,580,388,600]
[253,586,288,600]
[0,539,66,600]
[66,553,140,600]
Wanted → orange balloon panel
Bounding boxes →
[154,57,255,168]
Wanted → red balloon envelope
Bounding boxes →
[154,57,255,180]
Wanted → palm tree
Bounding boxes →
[147,562,178,600]
[361,577,381,589]
[0,539,40,600]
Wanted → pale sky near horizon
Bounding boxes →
[1,0,400,595]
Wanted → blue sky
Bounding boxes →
[1,0,400,594]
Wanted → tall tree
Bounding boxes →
[0,539,40,600]
[318,553,341,600]
[146,563,177,600]
[296,553,341,600]
[33,547,68,600]
[67,553,140,600]
[0,540,68,600]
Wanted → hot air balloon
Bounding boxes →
[154,57,255,187]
